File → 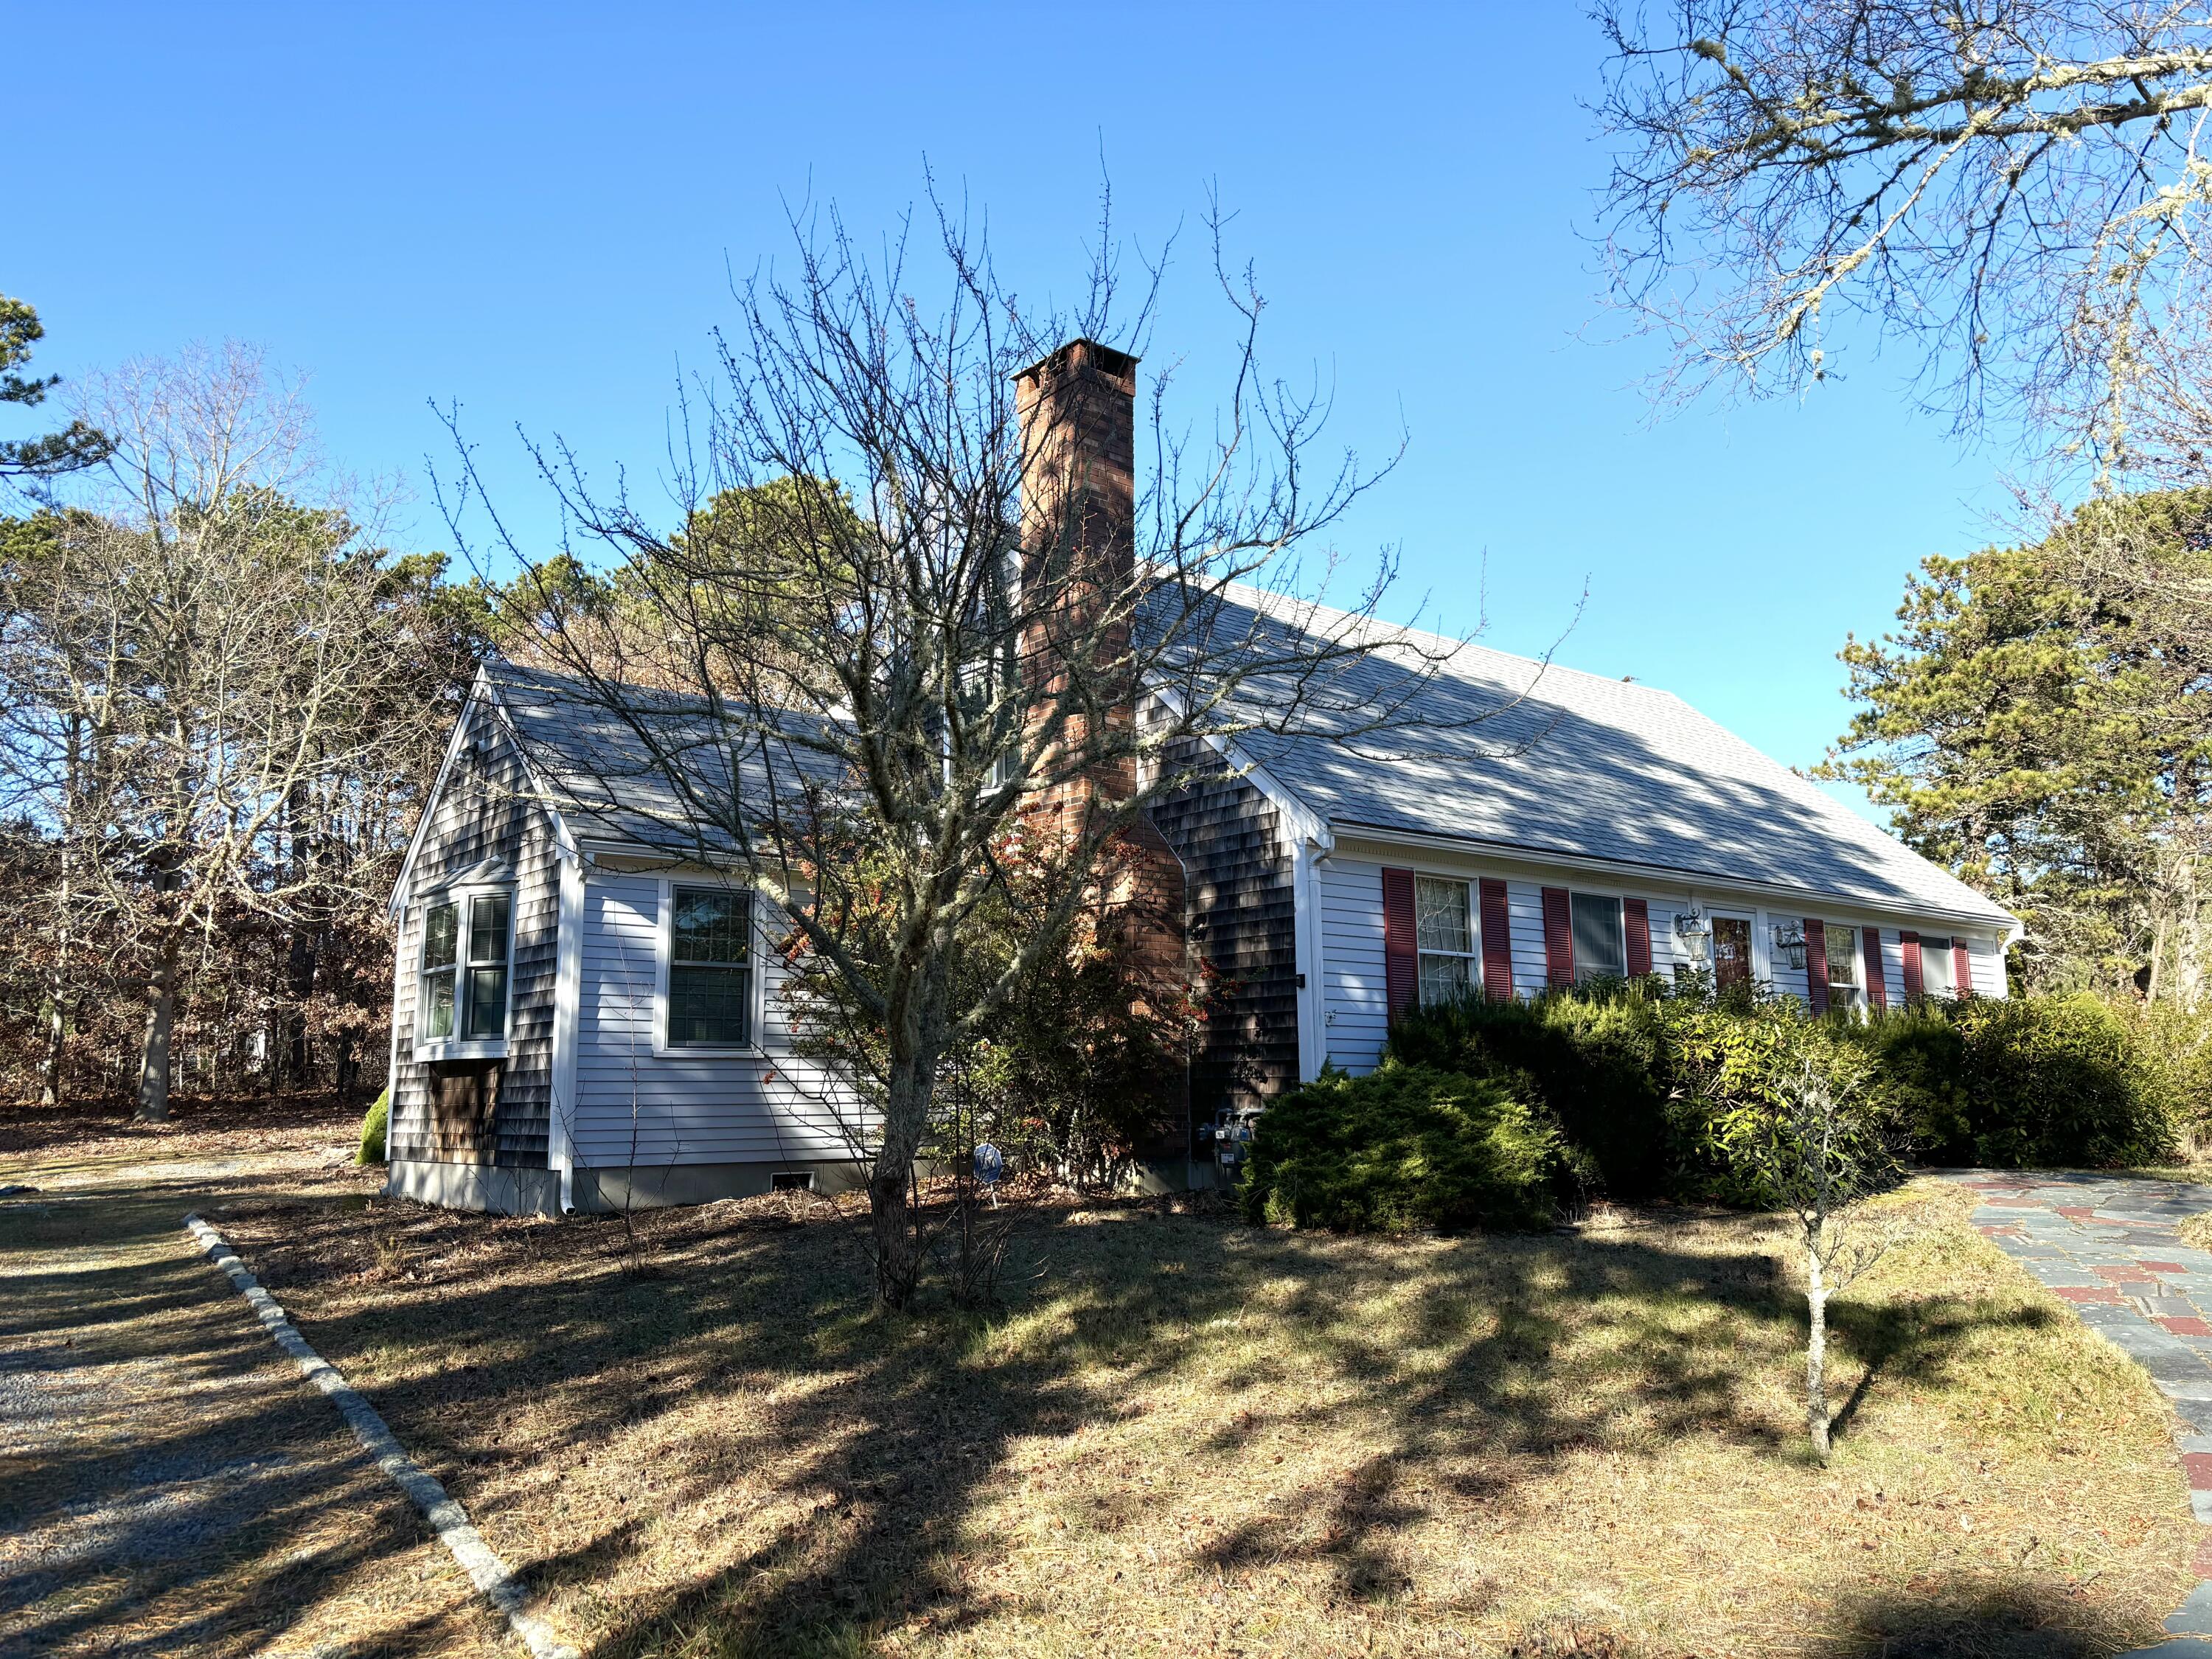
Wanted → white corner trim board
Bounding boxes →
[182,1213,577,1659]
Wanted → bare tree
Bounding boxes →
[1741,1055,1912,1461]
[0,346,440,1120]
[438,196,1523,1305]
[1594,0,2212,446]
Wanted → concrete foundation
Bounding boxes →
[570,1158,867,1213]
[385,1161,562,1217]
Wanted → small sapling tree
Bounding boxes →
[1739,1051,1911,1462]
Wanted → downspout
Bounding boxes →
[383,893,408,1194]
[548,849,588,1214]
[1290,828,1335,1083]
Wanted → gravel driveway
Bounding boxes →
[0,1111,503,1658]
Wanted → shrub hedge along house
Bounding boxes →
[385,339,2020,1214]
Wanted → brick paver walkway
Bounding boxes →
[1955,1171,2212,1649]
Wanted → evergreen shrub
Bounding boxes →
[358,1085,389,1165]
[1238,1062,1576,1234]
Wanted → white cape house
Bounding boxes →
[381,338,2017,1216]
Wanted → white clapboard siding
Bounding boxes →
[1968,935,2007,997]
[1319,855,1389,1075]
[1874,930,1906,1007]
[1761,911,1812,1005]
[574,872,860,1165]
[1310,853,2017,1086]
[1503,881,1552,993]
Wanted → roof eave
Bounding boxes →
[1326,818,2020,938]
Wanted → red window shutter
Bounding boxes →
[1541,886,1574,987]
[1478,877,1513,1000]
[1862,927,1888,1010]
[1382,867,1417,1016]
[1804,919,1829,1015]
[1900,931,1924,999]
[1952,939,1973,998]
[1624,897,1652,978]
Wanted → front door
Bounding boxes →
[1713,916,1753,990]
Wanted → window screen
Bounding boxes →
[669,886,752,1046]
[1571,893,1624,981]
[1921,936,1954,996]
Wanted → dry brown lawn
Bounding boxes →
[165,1163,2197,1658]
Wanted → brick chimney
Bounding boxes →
[1015,338,1141,826]
[1014,339,1190,1080]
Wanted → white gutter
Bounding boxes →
[1329,820,2024,945]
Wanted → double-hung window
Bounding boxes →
[1920,936,1955,998]
[1824,924,1863,1012]
[668,886,753,1047]
[1414,877,1475,1004]
[420,891,511,1042]
[1570,892,1624,982]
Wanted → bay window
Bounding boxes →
[419,889,510,1045]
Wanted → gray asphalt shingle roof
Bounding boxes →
[1201,585,2012,928]
[489,662,841,858]
[484,590,2014,932]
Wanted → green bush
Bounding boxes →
[2126,999,2212,1148]
[1942,994,2176,1168]
[1846,1002,1970,1154]
[1239,1062,1575,1234]
[1379,982,2179,1198]
[1385,984,1673,1197]
[358,1085,389,1165]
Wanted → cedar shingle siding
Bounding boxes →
[389,706,559,1171]
[1147,747,1298,1123]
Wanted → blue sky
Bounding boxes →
[6,3,2022,820]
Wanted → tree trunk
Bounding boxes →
[136,937,179,1124]
[1805,1250,1832,1462]
[40,998,64,1109]
[870,1043,939,1307]
[43,716,81,1110]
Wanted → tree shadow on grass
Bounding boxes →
[203,1192,2087,1658]
[1816,1582,2156,1658]
[1827,1293,2056,1449]
[0,1180,497,1658]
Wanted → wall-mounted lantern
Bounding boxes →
[1772,922,1809,973]
[1673,905,1711,965]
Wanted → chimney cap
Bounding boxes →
[1014,337,1140,387]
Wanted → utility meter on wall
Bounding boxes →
[1203,1105,1263,1173]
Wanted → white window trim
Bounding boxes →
[1815,918,1870,1014]
[1566,889,1630,983]
[413,882,518,1062]
[1917,931,1959,998]
[1413,874,1478,1004]
[653,874,771,1058]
